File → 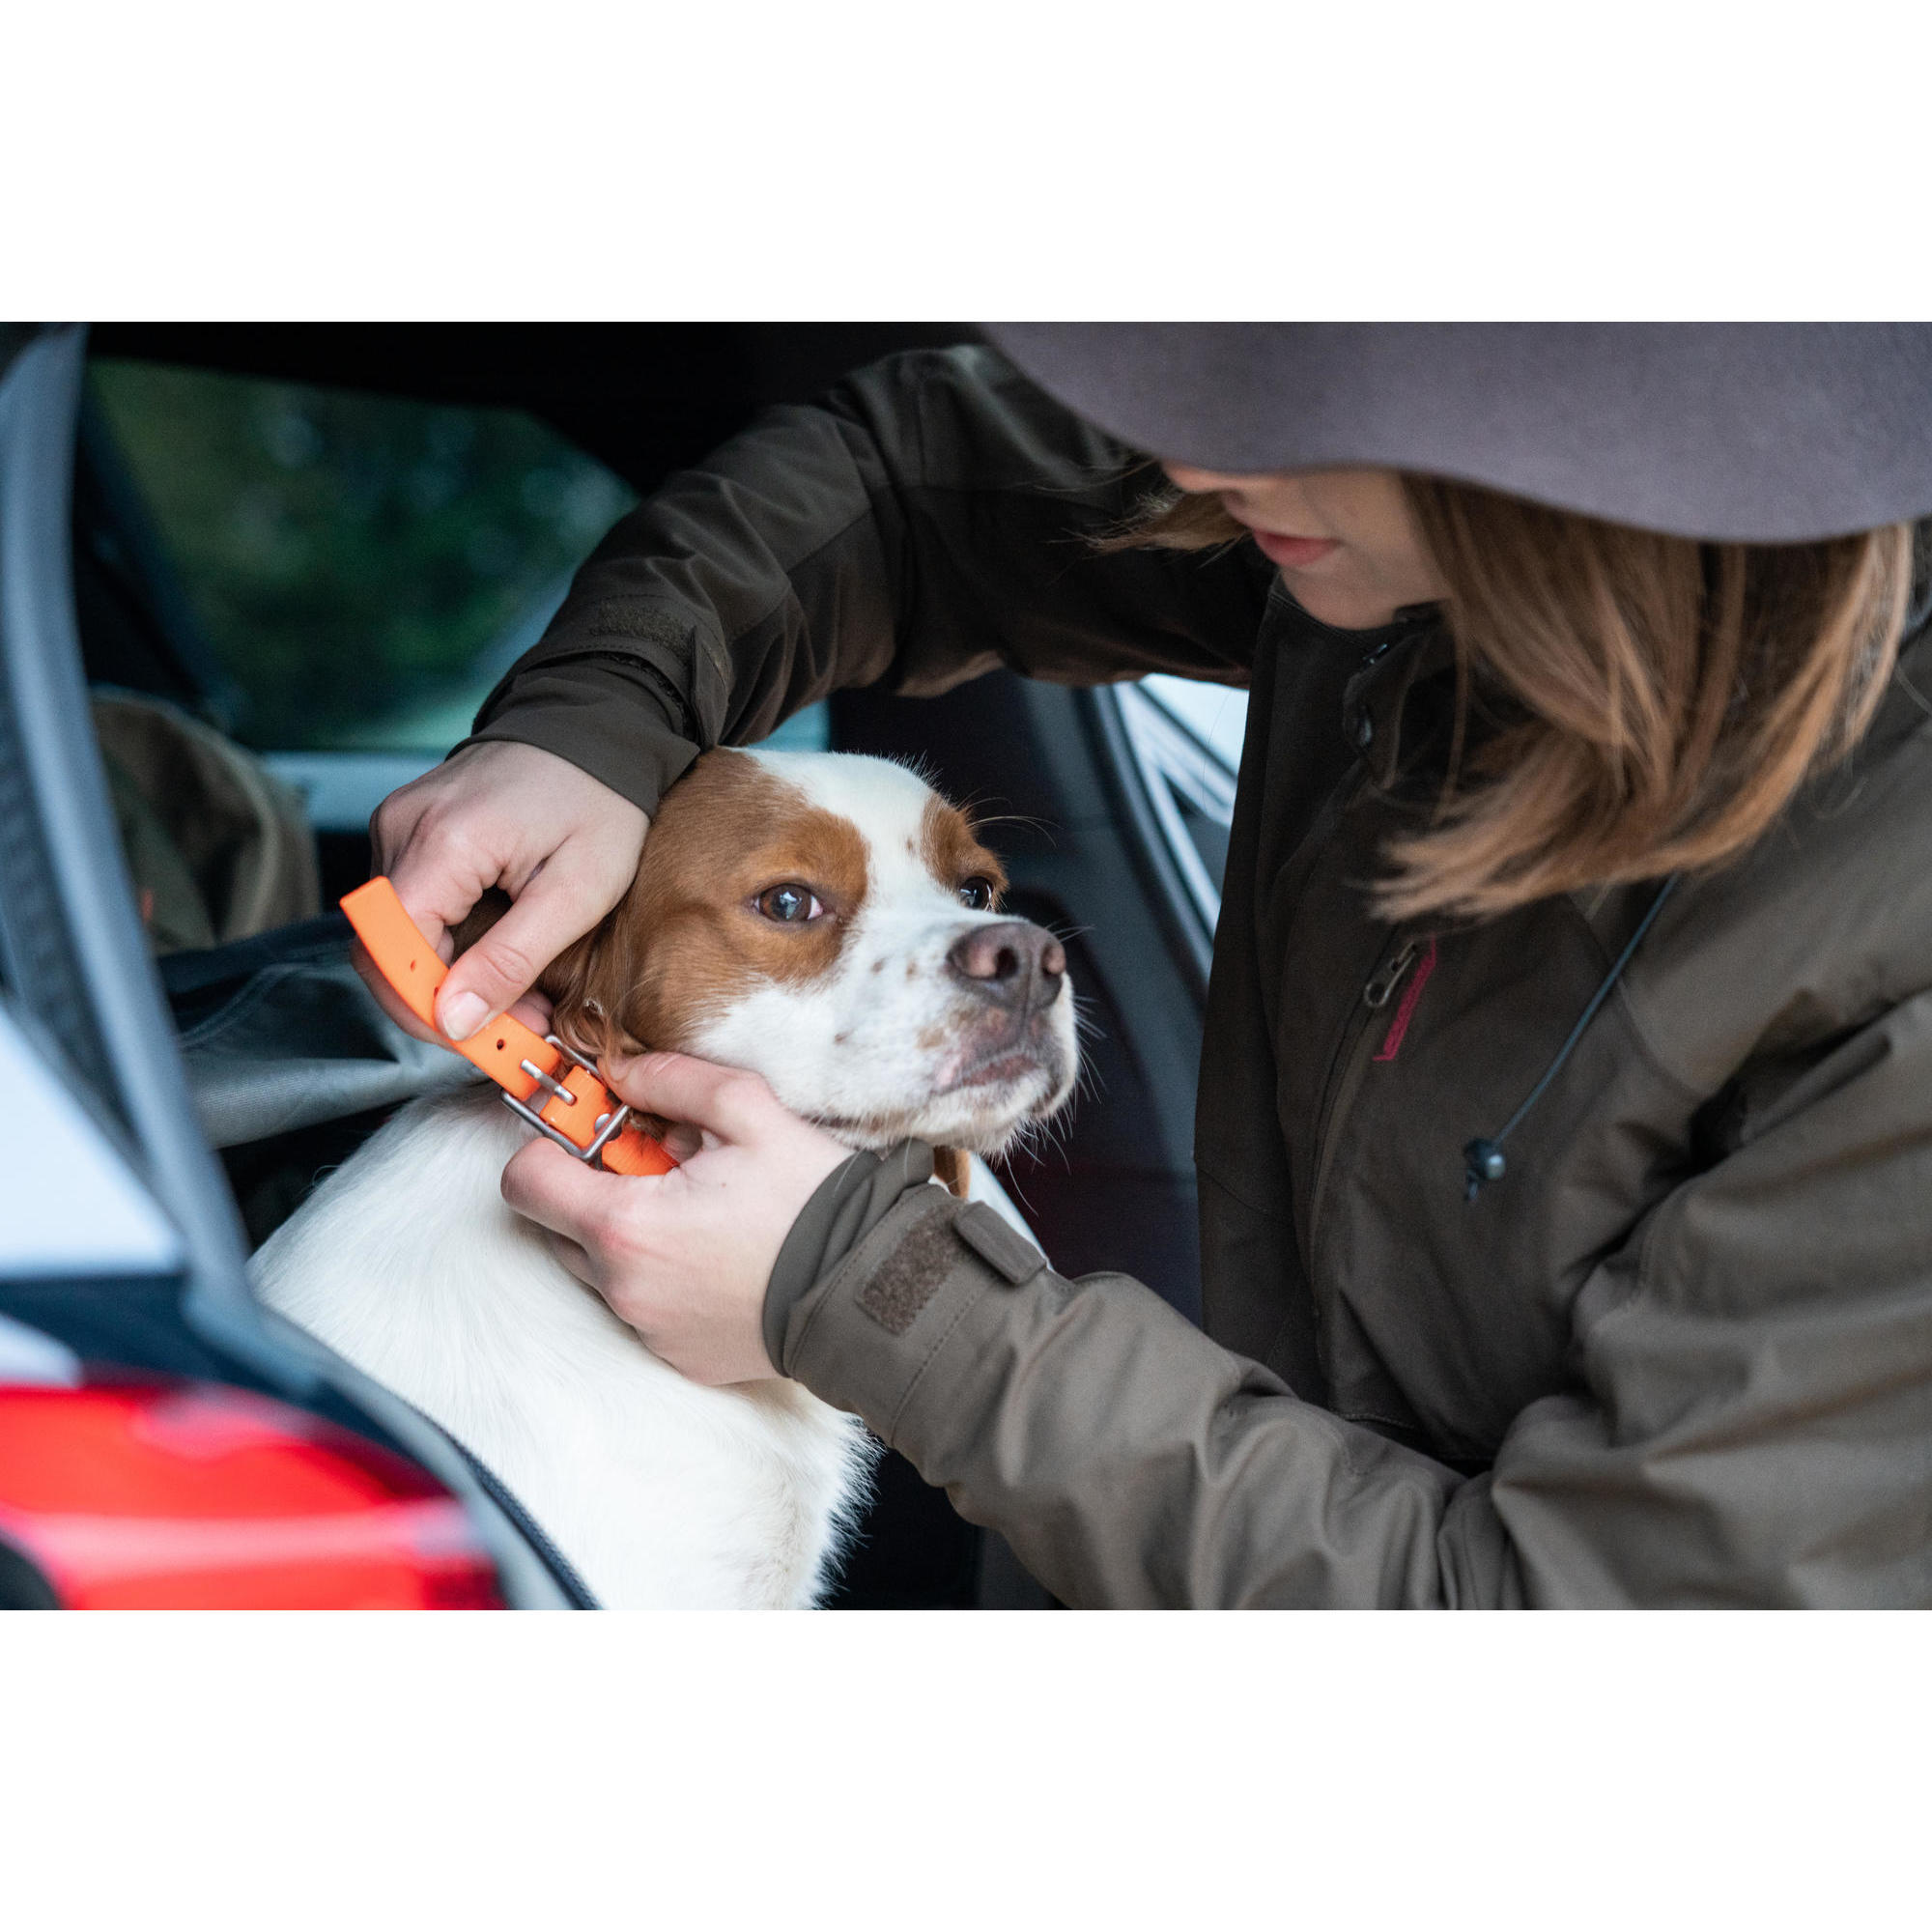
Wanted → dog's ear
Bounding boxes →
[540,918,648,1063]
[449,887,645,1063]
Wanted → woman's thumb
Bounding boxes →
[434,871,596,1040]
[600,1052,779,1145]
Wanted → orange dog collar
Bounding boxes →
[341,877,676,1179]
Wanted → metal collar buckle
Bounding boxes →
[499,1035,633,1168]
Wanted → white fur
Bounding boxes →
[254,1088,868,1606]
[252,752,1075,1609]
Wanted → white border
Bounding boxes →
[5,1613,1925,1927]
[8,4,1931,317]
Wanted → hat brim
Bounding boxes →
[984,324,1932,544]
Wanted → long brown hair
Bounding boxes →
[1112,476,1916,922]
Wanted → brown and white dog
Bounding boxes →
[252,749,1077,1607]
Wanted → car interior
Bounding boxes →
[18,324,1252,1607]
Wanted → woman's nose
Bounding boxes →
[1159,460,1283,498]
[1163,460,1247,493]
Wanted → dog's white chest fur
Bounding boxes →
[252,1086,873,1608]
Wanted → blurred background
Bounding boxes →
[92,357,638,753]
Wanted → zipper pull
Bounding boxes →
[1363,939,1422,1009]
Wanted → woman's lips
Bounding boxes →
[1249,528,1341,570]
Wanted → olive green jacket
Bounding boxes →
[469,347,1932,1606]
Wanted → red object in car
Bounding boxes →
[0,1379,505,1608]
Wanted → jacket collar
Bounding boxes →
[1335,605,1456,793]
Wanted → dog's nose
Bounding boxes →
[946,921,1065,1011]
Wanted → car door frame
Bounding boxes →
[0,324,576,1608]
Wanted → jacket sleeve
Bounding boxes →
[776,990,1932,1607]
[463,345,1269,813]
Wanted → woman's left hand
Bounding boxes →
[499,1052,853,1385]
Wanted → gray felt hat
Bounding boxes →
[984,324,1932,543]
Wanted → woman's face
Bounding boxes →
[1162,463,1447,630]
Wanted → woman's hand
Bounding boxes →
[365,741,648,1043]
[499,1052,854,1385]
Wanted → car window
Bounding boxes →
[89,359,640,754]
[1116,673,1247,927]
[89,360,632,755]
[1138,672,1247,773]
[90,359,834,768]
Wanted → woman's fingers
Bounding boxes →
[497,1056,853,1385]
[501,1136,648,1245]
[543,1228,598,1289]
[352,947,556,1049]
[350,939,446,1044]
[599,1051,782,1146]
[506,989,555,1034]
[364,741,649,1042]
[432,860,604,1040]
[379,800,491,958]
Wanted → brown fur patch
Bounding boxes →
[918,795,1007,908]
[539,751,870,1059]
[929,1146,970,1199]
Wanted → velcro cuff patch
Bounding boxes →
[855,1210,963,1337]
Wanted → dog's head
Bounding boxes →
[537,749,1078,1156]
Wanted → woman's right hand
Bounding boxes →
[364,740,649,1044]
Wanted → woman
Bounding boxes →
[368,326,1932,1606]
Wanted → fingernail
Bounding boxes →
[441,992,489,1040]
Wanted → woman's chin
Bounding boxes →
[1279,575,1406,632]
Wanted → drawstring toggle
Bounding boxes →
[1463,1139,1507,1200]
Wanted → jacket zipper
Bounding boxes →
[1306,934,1426,1268]
[1362,938,1424,1010]
[1296,619,1441,1277]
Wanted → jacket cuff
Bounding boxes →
[777,1182,1048,1436]
[761,1140,935,1373]
[456,657,700,818]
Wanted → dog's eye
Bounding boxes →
[756,884,823,923]
[957,877,996,912]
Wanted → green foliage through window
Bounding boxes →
[90,361,636,752]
